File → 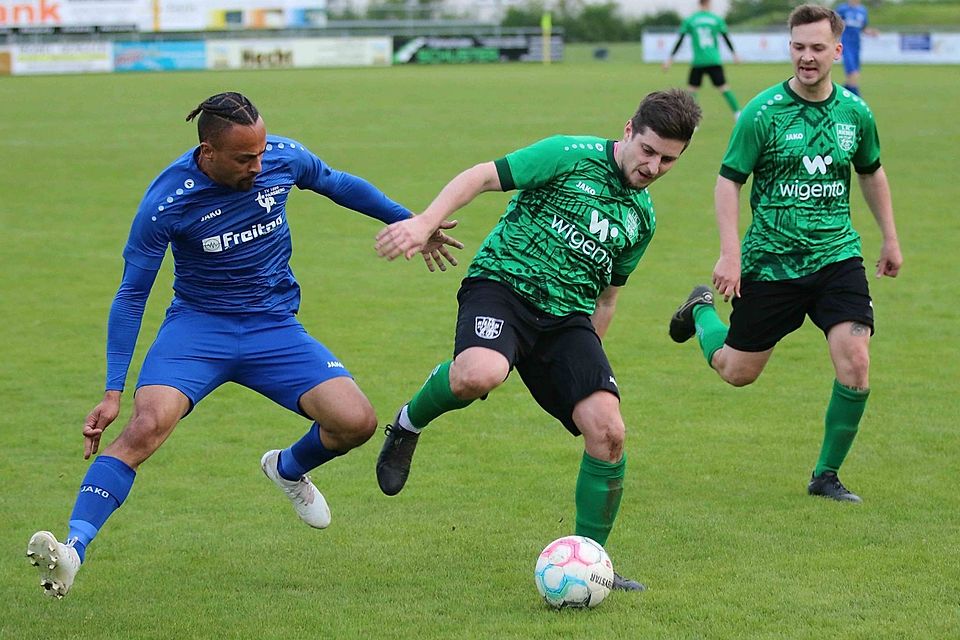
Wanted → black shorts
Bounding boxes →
[689,65,727,88]
[454,278,620,436]
[726,257,874,352]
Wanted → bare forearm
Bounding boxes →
[715,177,743,257]
[421,162,501,228]
[591,287,620,339]
[858,168,898,242]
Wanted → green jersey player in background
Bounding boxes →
[374,89,702,592]
[662,0,742,121]
[669,5,902,503]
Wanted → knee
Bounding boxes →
[584,422,625,462]
[838,352,870,388]
[339,405,378,447]
[106,413,170,464]
[716,363,760,388]
[575,396,626,462]
[449,367,504,400]
[722,371,759,388]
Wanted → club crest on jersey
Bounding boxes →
[835,123,857,152]
[257,191,276,213]
[475,316,504,340]
[256,186,286,214]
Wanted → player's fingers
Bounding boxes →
[84,435,99,460]
[433,251,447,272]
[421,253,436,272]
[439,247,458,267]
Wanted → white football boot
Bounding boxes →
[260,450,331,529]
[27,531,81,599]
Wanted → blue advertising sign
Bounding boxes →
[114,41,206,72]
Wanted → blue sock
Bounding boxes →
[277,422,344,481]
[67,456,136,563]
[844,83,861,97]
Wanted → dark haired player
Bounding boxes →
[26,92,461,598]
[374,89,702,592]
[669,5,902,503]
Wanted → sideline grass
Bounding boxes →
[1,59,958,639]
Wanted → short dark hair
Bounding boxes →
[185,92,260,144]
[788,4,844,40]
[629,89,702,143]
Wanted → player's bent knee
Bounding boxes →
[106,414,175,464]
[582,424,625,462]
[449,369,503,400]
[332,405,378,446]
[719,368,760,387]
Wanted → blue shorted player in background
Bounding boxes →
[27,92,462,598]
[835,0,877,96]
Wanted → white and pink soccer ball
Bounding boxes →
[534,535,614,609]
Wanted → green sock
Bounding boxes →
[814,380,870,476]
[693,304,728,367]
[574,452,625,547]
[723,89,740,112]
[406,360,474,429]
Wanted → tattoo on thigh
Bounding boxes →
[850,322,870,336]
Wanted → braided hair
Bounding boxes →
[185,92,260,144]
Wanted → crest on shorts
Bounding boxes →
[835,123,857,152]
[474,316,504,340]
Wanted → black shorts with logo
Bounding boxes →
[688,64,727,88]
[454,278,620,436]
[726,257,875,352]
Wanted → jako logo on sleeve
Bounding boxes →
[202,215,284,253]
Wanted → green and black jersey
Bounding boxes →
[465,135,655,317]
[679,10,730,68]
[720,81,881,281]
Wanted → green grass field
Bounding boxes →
[1,53,959,639]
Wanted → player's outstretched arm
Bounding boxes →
[713,176,744,301]
[858,167,902,278]
[375,161,502,262]
[84,391,121,459]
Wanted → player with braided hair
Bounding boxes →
[26,92,462,598]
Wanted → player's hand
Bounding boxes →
[83,391,121,459]
[733,53,742,64]
[375,215,436,261]
[875,239,903,278]
[661,59,671,72]
[420,220,464,272]
[712,254,742,302]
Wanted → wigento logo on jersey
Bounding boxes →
[550,213,614,273]
[201,215,284,253]
[777,155,845,201]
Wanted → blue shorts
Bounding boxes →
[841,47,861,74]
[137,307,351,416]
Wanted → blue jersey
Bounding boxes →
[836,3,869,50]
[106,135,410,391]
[124,135,409,314]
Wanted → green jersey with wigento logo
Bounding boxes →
[680,10,729,67]
[719,81,881,281]
[466,135,655,316]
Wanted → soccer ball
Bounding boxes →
[534,535,614,609]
